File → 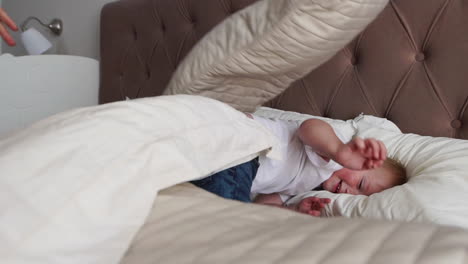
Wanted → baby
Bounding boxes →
[191,115,406,216]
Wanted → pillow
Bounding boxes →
[287,127,468,229]
[164,0,389,112]
[0,95,279,264]
[255,107,468,229]
[253,106,401,142]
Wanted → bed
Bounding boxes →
[97,0,468,263]
[2,0,468,263]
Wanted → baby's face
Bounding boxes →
[322,166,397,195]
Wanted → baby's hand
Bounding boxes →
[294,196,331,216]
[334,137,387,170]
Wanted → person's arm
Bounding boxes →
[298,119,343,161]
[0,8,18,46]
[298,118,387,170]
[254,193,331,216]
[254,193,284,207]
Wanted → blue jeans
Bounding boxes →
[191,158,259,202]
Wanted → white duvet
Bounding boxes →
[0,95,279,264]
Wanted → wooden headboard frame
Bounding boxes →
[100,0,468,139]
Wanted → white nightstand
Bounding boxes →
[0,54,99,137]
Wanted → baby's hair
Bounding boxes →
[383,158,407,186]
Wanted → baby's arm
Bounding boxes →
[254,193,283,206]
[298,119,387,170]
[254,193,330,216]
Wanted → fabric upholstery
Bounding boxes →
[100,0,468,139]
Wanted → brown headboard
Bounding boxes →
[100,0,468,139]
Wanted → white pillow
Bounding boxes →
[165,0,389,112]
[287,126,468,229]
[0,95,279,264]
[253,106,401,142]
[256,107,468,229]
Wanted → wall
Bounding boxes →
[2,0,115,59]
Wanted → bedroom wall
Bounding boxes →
[2,0,114,59]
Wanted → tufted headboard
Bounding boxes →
[100,0,468,139]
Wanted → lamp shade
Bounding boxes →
[21,28,52,55]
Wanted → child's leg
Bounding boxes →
[190,158,259,202]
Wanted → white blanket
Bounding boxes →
[0,95,279,264]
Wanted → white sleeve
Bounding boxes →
[304,146,343,171]
[279,193,292,203]
[303,124,350,171]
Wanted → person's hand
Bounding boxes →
[0,8,18,46]
[334,137,387,170]
[293,196,331,216]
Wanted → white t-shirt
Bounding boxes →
[251,115,350,201]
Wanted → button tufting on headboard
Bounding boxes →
[451,120,462,129]
[100,0,468,139]
[415,52,425,62]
